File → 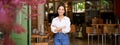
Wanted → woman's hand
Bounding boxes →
[55,26,66,33]
[55,27,62,32]
[52,25,66,33]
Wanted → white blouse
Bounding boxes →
[51,16,71,33]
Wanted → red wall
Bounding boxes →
[115,0,120,19]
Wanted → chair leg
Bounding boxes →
[91,35,93,45]
[103,34,106,45]
[98,35,99,45]
[105,34,106,45]
[102,34,104,45]
[88,34,90,45]
[115,34,117,45]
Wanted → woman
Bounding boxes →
[51,3,71,45]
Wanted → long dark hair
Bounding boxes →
[55,2,66,17]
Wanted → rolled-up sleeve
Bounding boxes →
[62,18,71,33]
[51,19,57,33]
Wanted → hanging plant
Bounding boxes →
[101,0,109,9]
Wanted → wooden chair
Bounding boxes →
[86,27,97,45]
[102,24,116,45]
[86,25,103,45]
[70,24,76,33]
[42,21,54,45]
[114,24,120,45]
[70,24,76,41]
[45,22,54,45]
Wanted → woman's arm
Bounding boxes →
[51,18,63,33]
[62,18,71,34]
[51,25,62,33]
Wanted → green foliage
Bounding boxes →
[101,0,110,9]
[77,2,85,10]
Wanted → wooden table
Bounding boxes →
[32,33,49,42]
[32,42,48,45]
[32,33,50,45]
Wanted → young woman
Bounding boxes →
[51,3,71,45]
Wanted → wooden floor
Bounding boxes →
[70,36,120,45]
[47,35,120,45]
[70,38,88,45]
[70,38,105,45]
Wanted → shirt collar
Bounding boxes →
[56,16,66,20]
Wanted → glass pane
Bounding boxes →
[72,1,85,13]
[49,3,54,13]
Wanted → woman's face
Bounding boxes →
[57,6,65,16]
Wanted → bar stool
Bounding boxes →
[114,24,120,45]
[102,24,116,45]
[97,25,103,45]
[86,26,98,45]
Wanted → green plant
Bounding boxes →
[78,2,85,10]
[101,0,109,9]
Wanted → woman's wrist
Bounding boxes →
[55,28,62,33]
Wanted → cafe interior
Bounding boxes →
[0,0,120,45]
[30,0,120,45]
[25,0,120,45]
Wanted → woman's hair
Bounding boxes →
[55,2,66,17]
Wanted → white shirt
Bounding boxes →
[51,16,71,33]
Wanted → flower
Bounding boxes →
[0,0,46,45]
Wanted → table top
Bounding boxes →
[91,24,119,25]
[32,33,49,38]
